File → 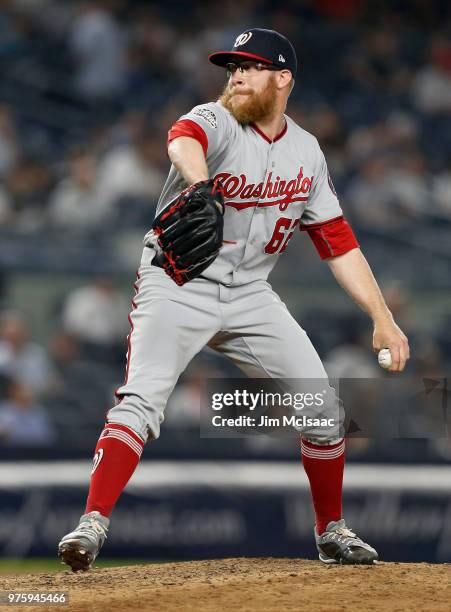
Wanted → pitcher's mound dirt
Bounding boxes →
[2,557,450,611]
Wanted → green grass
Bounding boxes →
[0,558,157,574]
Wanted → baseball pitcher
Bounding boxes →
[58,28,409,570]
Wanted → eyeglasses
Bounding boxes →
[226,61,280,77]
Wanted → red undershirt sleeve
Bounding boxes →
[167,119,208,157]
[299,215,360,259]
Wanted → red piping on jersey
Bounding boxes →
[209,51,276,65]
[167,119,208,157]
[300,216,359,259]
[225,195,308,210]
[250,121,288,144]
[114,271,141,403]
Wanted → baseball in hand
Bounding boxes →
[378,348,392,369]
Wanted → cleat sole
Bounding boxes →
[319,555,378,565]
[58,543,94,572]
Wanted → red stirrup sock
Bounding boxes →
[301,438,345,535]
[85,423,145,518]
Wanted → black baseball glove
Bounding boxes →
[151,178,225,286]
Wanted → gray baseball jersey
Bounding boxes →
[147,101,353,286]
[110,102,357,443]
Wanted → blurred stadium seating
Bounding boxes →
[0,0,450,562]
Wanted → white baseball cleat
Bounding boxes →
[58,511,109,572]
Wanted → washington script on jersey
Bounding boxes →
[213,166,314,211]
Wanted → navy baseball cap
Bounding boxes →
[209,28,297,76]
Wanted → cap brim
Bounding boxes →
[209,51,274,67]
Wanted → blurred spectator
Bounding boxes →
[0,377,56,446]
[61,278,129,364]
[50,330,84,377]
[387,151,430,219]
[4,158,53,232]
[384,112,420,151]
[69,1,126,100]
[48,149,106,229]
[95,128,165,221]
[0,311,57,395]
[411,36,451,114]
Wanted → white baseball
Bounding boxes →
[378,348,392,369]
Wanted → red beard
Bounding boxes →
[219,76,278,125]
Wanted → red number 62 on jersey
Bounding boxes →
[264,217,300,254]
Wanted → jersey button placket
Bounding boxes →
[246,143,273,260]
[232,140,272,282]
[257,142,277,216]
